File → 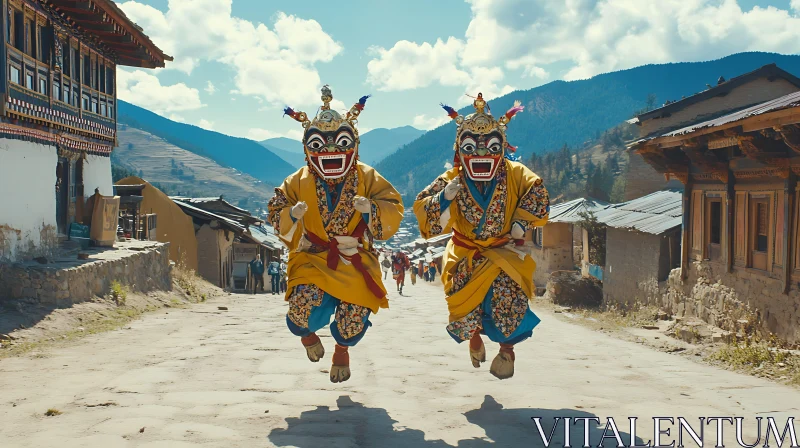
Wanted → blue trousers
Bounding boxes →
[447,284,540,345]
[286,288,372,347]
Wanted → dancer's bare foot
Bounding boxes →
[330,344,351,383]
[490,344,515,379]
[469,332,486,368]
[301,333,325,362]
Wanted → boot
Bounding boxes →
[330,344,351,383]
[469,332,486,368]
[490,343,515,379]
[301,333,325,362]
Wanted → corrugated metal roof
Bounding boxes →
[662,90,800,138]
[247,225,282,251]
[594,189,683,235]
[548,198,611,224]
[426,233,452,243]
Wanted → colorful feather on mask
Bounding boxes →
[504,100,524,120]
[441,103,458,119]
[355,95,371,111]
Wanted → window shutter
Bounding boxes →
[775,190,785,268]
[735,191,747,266]
[692,190,704,257]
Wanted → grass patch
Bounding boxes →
[174,255,202,302]
[44,408,62,416]
[110,280,128,306]
[709,341,800,384]
[0,304,159,360]
[561,302,661,331]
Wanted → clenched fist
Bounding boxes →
[291,201,308,220]
[510,222,525,240]
[354,195,371,214]
[444,178,461,201]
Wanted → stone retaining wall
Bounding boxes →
[661,260,800,344]
[0,241,172,307]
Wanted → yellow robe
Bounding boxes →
[268,162,404,313]
[413,160,549,323]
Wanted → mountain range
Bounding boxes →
[118,101,296,185]
[259,125,425,168]
[376,52,800,197]
[116,52,800,207]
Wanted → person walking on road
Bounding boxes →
[249,254,265,294]
[268,258,281,295]
[381,254,391,279]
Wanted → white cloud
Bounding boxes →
[197,119,214,130]
[118,1,342,108]
[366,0,800,95]
[412,113,452,130]
[247,128,303,142]
[117,69,204,115]
[366,38,470,91]
[205,81,216,95]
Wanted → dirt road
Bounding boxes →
[1,279,797,447]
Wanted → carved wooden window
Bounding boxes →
[710,201,722,244]
[9,64,20,84]
[12,9,24,52]
[756,202,768,252]
[749,198,770,271]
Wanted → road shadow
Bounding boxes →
[268,395,647,447]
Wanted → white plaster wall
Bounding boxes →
[0,139,58,261]
[83,154,113,196]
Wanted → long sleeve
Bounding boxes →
[360,164,404,241]
[511,167,550,231]
[413,172,455,240]
[267,170,304,244]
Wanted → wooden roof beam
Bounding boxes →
[777,125,800,155]
[78,21,117,33]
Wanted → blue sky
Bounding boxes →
[116,0,800,141]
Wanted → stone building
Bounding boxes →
[593,189,683,307]
[624,64,800,201]
[0,0,170,262]
[115,177,198,269]
[171,197,282,291]
[529,198,608,286]
[632,89,800,343]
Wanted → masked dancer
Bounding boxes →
[413,93,549,379]
[268,86,404,383]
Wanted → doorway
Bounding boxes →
[55,157,69,235]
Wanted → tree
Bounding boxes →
[577,210,606,266]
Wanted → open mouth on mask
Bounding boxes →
[318,154,346,174]
[469,158,495,177]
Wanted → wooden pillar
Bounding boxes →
[726,168,735,273]
[0,0,8,117]
[681,174,693,280]
[783,173,795,294]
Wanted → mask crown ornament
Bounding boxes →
[283,86,371,180]
[440,93,525,181]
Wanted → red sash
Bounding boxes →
[304,220,384,298]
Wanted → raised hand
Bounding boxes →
[291,201,308,220]
[444,178,461,201]
[354,195,372,214]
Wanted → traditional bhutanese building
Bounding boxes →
[624,64,800,201]
[0,0,170,262]
[631,88,800,344]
